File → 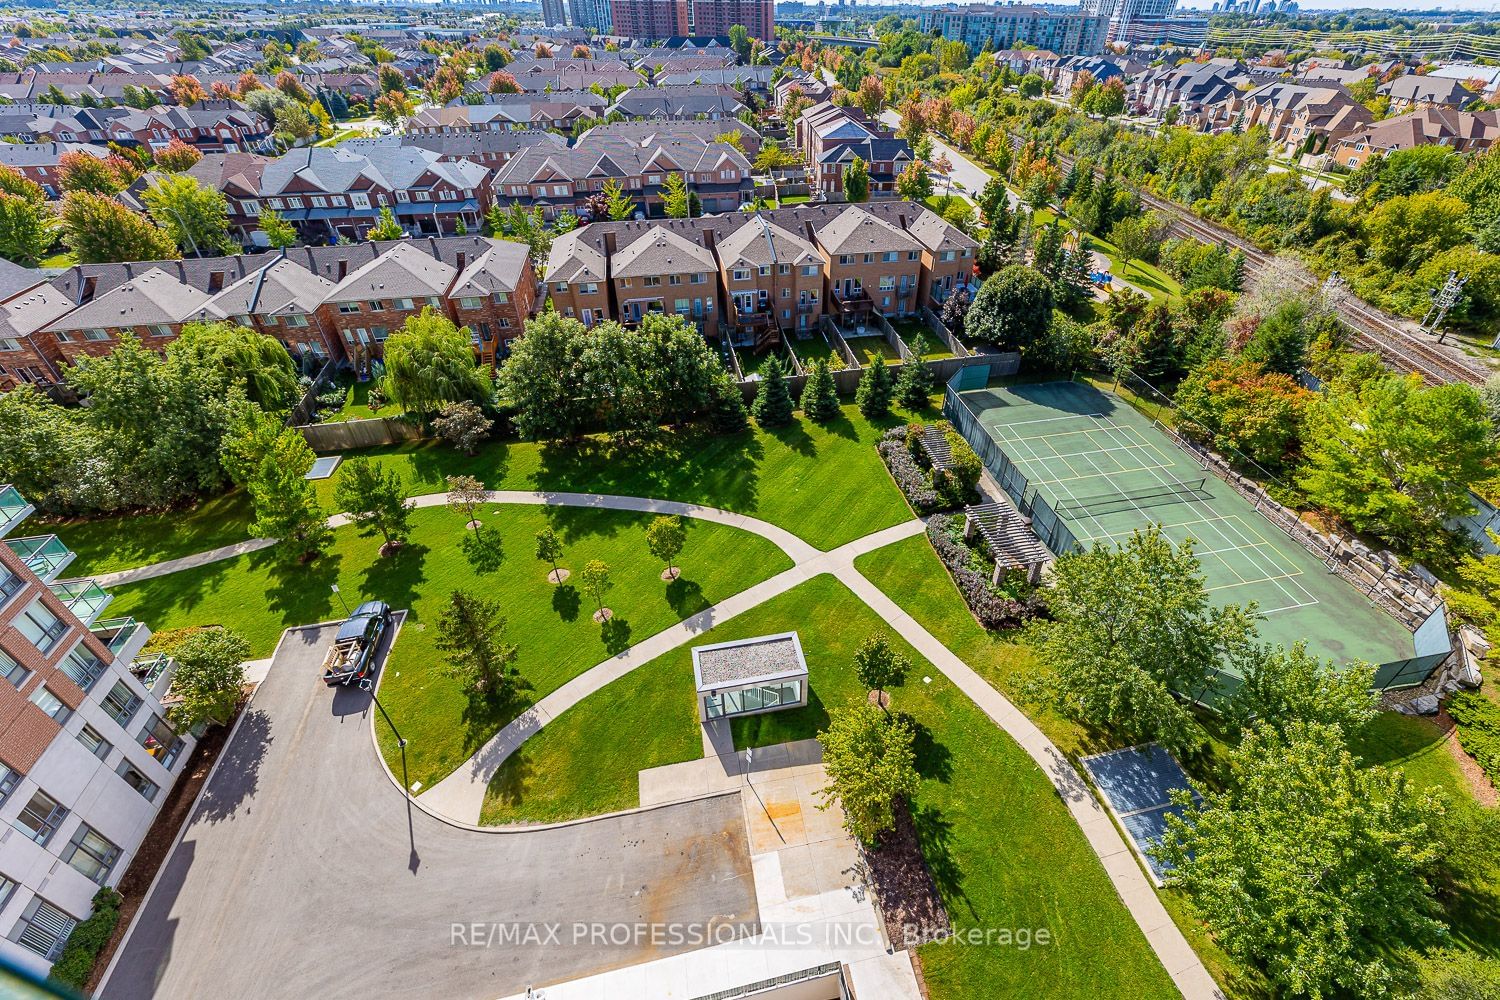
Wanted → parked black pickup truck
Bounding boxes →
[323,601,391,686]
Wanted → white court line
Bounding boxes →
[1003,419,1115,544]
[983,410,1108,429]
[1086,418,1317,614]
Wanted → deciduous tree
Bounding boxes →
[258,206,298,249]
[1156,722,1448,999]
[166,628,250,729]
[1028,526,1258,752]
[842,156,870,203]
[141,173,235,256]
[1223,641,1378,739]
[817,704,920,844]
[431,400,493,455]
[645,514,686,579]
[59,191,178,264]
[535,527,565,581]
[966,264,1054,353]
[445,474,487,541]
[333,456,414,554]
[382,307,491,419]
[854,632,910,709]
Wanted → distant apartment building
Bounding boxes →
[690,0,775,41]
[609,0,689,40]
[0,486,190,977]
[919,4,1108,58]
[569,0,614,32]
[542,0,569,27]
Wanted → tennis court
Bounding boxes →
[954,380,1414,694]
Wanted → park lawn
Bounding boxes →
[106,504,793,790]
[47,491,257,577]
[49,402,913,574]
[1085,233,1183,304]
[482,573,1178,1000]
[307,402,914,551]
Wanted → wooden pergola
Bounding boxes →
[964,502,1052,585]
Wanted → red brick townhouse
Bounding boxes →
[2,238,538,383]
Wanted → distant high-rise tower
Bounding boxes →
[570,0,613,33]
[542,0,569,27]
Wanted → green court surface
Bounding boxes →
[958,380,1414,691]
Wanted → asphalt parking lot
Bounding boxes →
[101,619,758,1000]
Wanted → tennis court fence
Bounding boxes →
[944,368,1081,557]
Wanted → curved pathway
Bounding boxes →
[97,489,1220,999]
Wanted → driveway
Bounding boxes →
[101,621,758,1000]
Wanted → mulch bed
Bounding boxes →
[862,798,952,952]
[83,700,246,994]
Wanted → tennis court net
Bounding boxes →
[1053,478,1209,516]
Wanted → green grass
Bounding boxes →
[1084,234,1183,304]
[106,504,793,790]
[738,344,797,379]
[787,334,847,370]
[891,318,954,360]
[46,491,257,577]
[323,376,402,423]
[304,403,912,552]
[37,250,75,269]
[844,335,901,367]
[779,194,811,205]
[481,573,1178,999]
[51,403,915,574]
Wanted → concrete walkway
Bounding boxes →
[95,487,1218,998]
[95,490,821,588]
[418,518,926,821]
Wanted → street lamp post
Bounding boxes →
[331,583,350,616]
[361,678,410,790]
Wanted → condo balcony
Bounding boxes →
[48,579,113,628]
[831,286,872,314]
[91,616,153,665]
[0,485,34,540]
[129,652,178,700]
[5,534,76,584]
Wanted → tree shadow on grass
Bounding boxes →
[402,438,512,493]
[459,527,504,574]
[767,419,818,459]
[358,541,430,612]
[545,503,631,544]
[734,686,833,749]
[896,712,953,783]
[910,801,974,921]
[264,548,341,625]
[822,411,860,443]
[665,575,707,618]
[115,554,235,619]
[459,686,534,758]
[600,615,632,655]
[552,584,581,622]
[486,746,535,811]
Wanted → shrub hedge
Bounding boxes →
[925,515,1047,630]
[49,887,123,990]
[878,427,943,513]
[1448,690,1500,785]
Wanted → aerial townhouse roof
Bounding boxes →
[1429,62,1500,90]
[449,240,534,299]
[610,226,717,280]
[906,210,982,256]
[815,207,924,258]
[492,134,752,199]
[1333,107,1500,159]
[380,129,570,163]
[607,86,747,120]
[1134,61,1244,106]
[656,67,776,91]
[1298,64,1377,86]
[42,268,216,334]
[1380,74,1476,109]
[545,228,610,285]
[1240,81,1363,117]
[0,282,73,353]
[715,217,821,271]
[204,257,337,321]
[579,119,764,154]
[0,141,106,171]
[324,242,460,304]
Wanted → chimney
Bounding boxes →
[337,259,348,281]
[456,251,467,273]
[603,231,617,255]
[898,213,908,230]
[701,228,716,251]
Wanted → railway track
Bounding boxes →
[1005,136,1492,386]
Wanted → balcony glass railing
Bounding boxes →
[0,485,31,537]
[48,579,112,627]
[4,535,75,581]
[91,617,146,657]
[131,652,172,687]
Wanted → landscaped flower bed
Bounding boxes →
[925,513,1047,631]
